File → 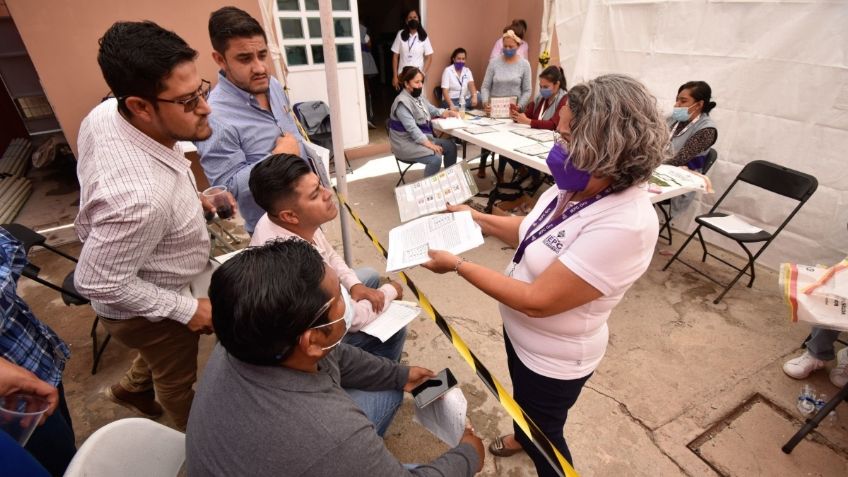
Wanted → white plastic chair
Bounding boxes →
[64,418,185,477]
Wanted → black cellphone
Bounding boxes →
[411,368,458,408]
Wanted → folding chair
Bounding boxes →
[662,160,817,304]
[1,223,110,374]
[657,148,719,244]
[293,100,352,174]
[385,119,418,186]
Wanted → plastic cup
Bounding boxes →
[202,186,234,220]
[0,393,50,445]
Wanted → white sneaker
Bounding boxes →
[783,351,826,379]
[830,348,848,388]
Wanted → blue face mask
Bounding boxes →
[545,142,590,192]
[671,106,691,122]
[539,87,553,99]
[313,286,354,351]
[454,61,465,70]
[503,48,517,58]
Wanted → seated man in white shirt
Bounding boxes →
[248,154,408,434]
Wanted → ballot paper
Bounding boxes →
[509,127,542,138]
[700,215,763,234]
[467,117,507,127]
[465,109,486,117]
[386,211,485,272]
[394,162,479,223]
[360,301,421,342]
[528,130,556,142]
[515,141,554,156]
[413,387,467,447]
[463,125,498,135]
[489,96,517,118]
[432,117,469,130]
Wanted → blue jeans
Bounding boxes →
[24,384,76,476]
[414,137,457,177]
[344,267,408,436]
[806,327,842,361]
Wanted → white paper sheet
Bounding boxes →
[516,142,555,156]
[412,387,467,447]
[359,301,421,342]
[463,125,498,135]
[700,215,763,234]
[432,118,470,131]
[467,117,508,127]
[386,211,485,272]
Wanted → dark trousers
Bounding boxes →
[25,383,76,476]
[505,332,592,477]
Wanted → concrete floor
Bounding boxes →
[12,152,848,476]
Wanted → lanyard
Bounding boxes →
[670,114,701,140]
[453,68,465,94]
[512,187,614,265]
[407,34,417,52]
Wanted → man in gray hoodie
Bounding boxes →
[185,238,484,476]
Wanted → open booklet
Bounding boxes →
[394,162,479,223]
[386,211,485,272]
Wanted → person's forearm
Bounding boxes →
[423,55,432,74]
[475,213,523,247]
[392,54,399,77]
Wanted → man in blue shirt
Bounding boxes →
[0,227,76,475]
[197,6,306,234]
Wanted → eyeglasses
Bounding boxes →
[304,284,343,329]
[154,79,211,112]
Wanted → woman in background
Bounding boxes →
[666,80,717,172]
[391,9,433,91]
[440,48,478,111]
[389,67,460,177]
[490,19,529,59]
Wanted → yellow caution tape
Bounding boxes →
[335,189,579,477]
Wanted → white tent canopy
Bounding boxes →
[555,0,848,269]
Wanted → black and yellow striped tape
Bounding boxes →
[334,189,579,477]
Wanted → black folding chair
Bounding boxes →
[657,148,719,244]
[385,119,418,186]
[662,160,818,304]
[1,223,110,374]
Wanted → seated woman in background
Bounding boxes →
[478,30,532,178]
[667,80,717,172]
[440,48,478,111]
[507,65,569,189]
[389,67,461,178]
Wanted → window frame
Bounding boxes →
[273,0,357,70]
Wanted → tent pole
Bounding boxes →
[319,0,353,265]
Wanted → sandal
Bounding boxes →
[488,434,525,457]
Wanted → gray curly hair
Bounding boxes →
[565,74,669,191]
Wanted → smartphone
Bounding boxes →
[411,368,458,408]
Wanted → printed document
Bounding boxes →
[395,162,479,223]
[386,211,484,272]
[489,96,517,118]
[432,117,469,130]
[360,301,421,342]
[413,387,467,447]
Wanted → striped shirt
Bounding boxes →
[0,227,69,387]
[74,99,209,324]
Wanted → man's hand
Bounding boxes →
[388,280,403,300]
[421,249,460,274]
[350,283,386,313]
[403,366,436,392]
[186,298,214,334]
[0,357,58,425]
[199,190,237,220]
[460,422,485,473]
[272,134,300,155]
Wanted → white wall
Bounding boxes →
[556,0,848,269]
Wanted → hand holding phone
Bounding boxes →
[411,368,458,408]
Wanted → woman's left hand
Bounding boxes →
[443,110,461,119]
[511,110,530,125]
[421,249,460,274]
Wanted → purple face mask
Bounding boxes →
[545,142,591,192]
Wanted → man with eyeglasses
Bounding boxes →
[196,6,307,235]
[74,21,234,431]
[186,238,484,476]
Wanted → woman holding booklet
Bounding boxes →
[422,74,667,476]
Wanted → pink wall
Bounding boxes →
[5,0,262,153]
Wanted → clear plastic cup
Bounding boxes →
[0,393,50,445]
[202,186,234,220]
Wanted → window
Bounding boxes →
[275,0,356,68]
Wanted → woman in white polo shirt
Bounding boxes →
[423,74,668,476]
[391,9,433,91]
[439,47,478,110]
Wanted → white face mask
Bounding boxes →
[312,286,354,351]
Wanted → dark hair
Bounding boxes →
[249,154,311,215]
[450,48,467,64]
[209,238,330,366]
[677,81,716,114]
[399,66,423,85]
[539,66,567,90]
[97,21,198,116]
[504,19,527,39]
[209,6,267,54]
[400,9,427,42]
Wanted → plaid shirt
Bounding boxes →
[0,227,70,387]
